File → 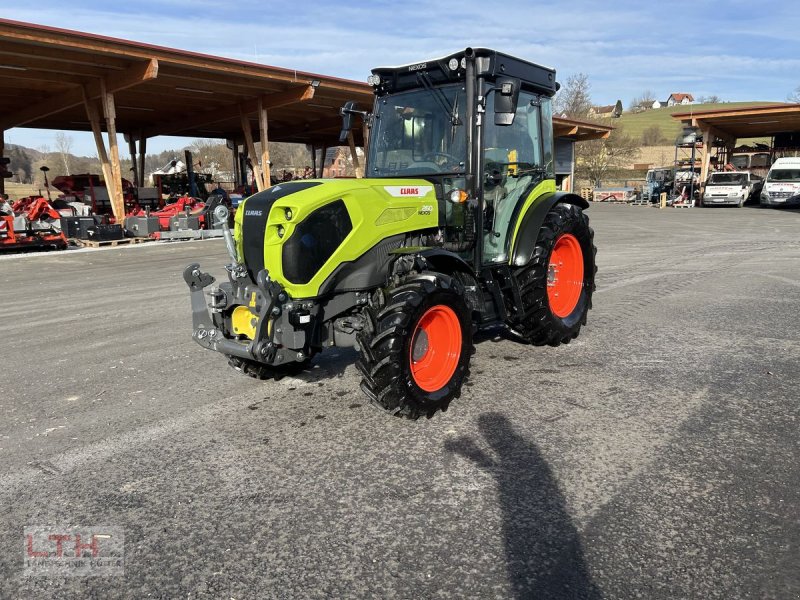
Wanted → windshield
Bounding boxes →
[709,173,747,185]
[768,168,800,182]
[367,84,466,177]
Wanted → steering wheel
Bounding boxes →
[421,152,461,168]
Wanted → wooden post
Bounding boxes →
[319,145,328,178]
[258,99,271,188]
[100,80,125,221]
[127,135,139,187]
[138,132,147,187]
[82,86,116,213]
[347,131,362,178]
[699,126,713,207]
[229,140,239,187]
[310,145,317,178]
[240,108,264,192]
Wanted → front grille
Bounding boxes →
[282,200,352,285]
[241,182,321,281]
[769,191,793,199]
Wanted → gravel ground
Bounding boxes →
[1,203,798,599]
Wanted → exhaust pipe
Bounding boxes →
[214,205,239,265]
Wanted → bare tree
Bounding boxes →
[788,86,800,103]
[629,90,656,111]
[576,125,640,187]
[697,95,722,104]
[189,139,232,178]
[554,73,592,119]
[55,132,73,175]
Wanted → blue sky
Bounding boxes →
[4,0,798,156]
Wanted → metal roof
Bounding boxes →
[0,18,373,145]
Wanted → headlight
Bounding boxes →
[449,189,468,203]
[277,225,285,238]
[284,208,293,221]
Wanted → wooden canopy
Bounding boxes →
[553,116,612,141]
[0,18,372,144]
[672,103,800,196]
[672,103,800,140]
[0,18,375,216]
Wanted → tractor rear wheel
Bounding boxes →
[356,272,473,419]
[509,203,596,346]
[226,355,311,380]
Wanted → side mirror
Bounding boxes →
[494,77,521,126]
[339,101,359,142]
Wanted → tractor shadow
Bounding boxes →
[293,347,358,382]
[473,325,527,346]
[444,413,601,600]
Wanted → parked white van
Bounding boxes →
[703,171,762,207]
[761,157,800,207]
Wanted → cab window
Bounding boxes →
[482,91,549,263]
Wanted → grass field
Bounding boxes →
[614,101,780,141]
[2,182,46,201]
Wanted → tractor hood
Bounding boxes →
[235,178,440,298]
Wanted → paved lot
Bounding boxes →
[1,204,799,599]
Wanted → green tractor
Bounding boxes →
[184,48,596,418]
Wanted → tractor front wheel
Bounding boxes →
[356,273,473,419]
[509,203,596,346]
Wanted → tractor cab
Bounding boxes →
[342,47,557,266]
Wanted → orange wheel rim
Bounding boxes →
[409,305,462,392]
[547,233,584,318]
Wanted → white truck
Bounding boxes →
[703,171,762,207]
[761,157,800,207]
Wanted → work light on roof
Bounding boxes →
[448,58,459,71]
[367,74,381,86]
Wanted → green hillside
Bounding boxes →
[614,101,781,141]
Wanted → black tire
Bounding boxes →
[356,272,473,419]
[226,355,311,380]
[509,203,596,346]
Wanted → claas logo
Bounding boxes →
[0,157,11,178]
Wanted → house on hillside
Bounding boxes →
[589,100,622,118]
[652,99,668,109]
[589,105,615,118]
[667,93,694,107]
